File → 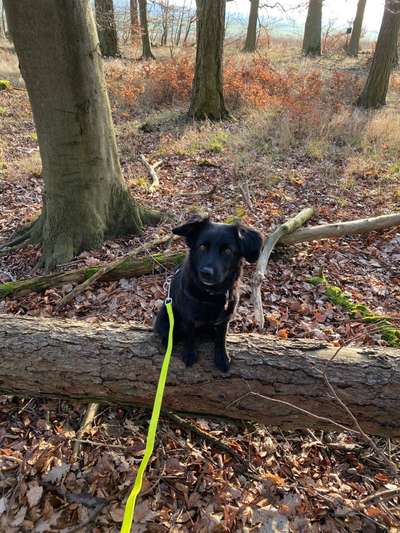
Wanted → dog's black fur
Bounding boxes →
[154,216,263,372]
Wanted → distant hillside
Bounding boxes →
[113,2,378,41]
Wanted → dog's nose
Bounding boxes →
[199,266,214,279]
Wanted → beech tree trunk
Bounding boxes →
[302,0,322,56]
[95,0,119,57]
[130,0,140,45]
[4,0,158,270]
[188,0,229,120]
[357,0,400,108]
[347,0,367,57]
[138,0,155,59]
[0,315,399,436]
[243,0,259,53]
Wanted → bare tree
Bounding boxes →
[189,0,229,120]
[138,0,155,59]
[95,0,119,57]
[243,0,260,52]
[3,0,158,270]
[347,0,367,56]
[302,0,322,56]
[357,0,400,108]
[130,0,140,45]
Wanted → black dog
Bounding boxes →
[154,216,263,372]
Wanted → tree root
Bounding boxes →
[0,215,43,255]
[0,240,32,257]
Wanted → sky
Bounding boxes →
[225,0,385,34]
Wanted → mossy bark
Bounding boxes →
[243,0,259,53]
[309,276,400,348]
[302,0,322,56]
[0,251,185,299]
[4,0,159,271]
[356,0,400,108]
[347,0,367,57]
[138,0,155,59]
[95,0,119,57]
[188,0,229,120]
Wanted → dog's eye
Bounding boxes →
[199,244,207,252]
[223,247,232,256]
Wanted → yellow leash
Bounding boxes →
[120,298,174,533]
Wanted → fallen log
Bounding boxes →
[0,251,184,299]
[1,213,399,299]
[280,212,400,245]
[140,154,162,192]
[0,314,399,436]
[253,208,315,329]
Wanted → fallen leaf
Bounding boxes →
[27,484,43,508]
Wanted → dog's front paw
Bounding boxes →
[182,351,198,367]
[214,352,231,373]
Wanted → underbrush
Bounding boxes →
[106,54,363,115]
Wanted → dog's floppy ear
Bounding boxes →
[173,215,210,246]
[235,224,263,263]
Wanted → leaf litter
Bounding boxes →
[0,61,400,532]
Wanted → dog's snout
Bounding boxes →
[199,266,214,279]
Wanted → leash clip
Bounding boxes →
[164,266,181,305]
[164,275,173,305]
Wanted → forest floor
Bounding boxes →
[0,39,400,532]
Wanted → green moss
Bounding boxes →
[83,267,100,280]
[0,107,6,115]
[0,80,11,91]
[308,276,400,347]
[0,281,17,298]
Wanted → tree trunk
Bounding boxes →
[0,315,400,437]
[347,0,367,57]
[357,0,400,108]
[4,0,159,270]
[188,0,229,120]
[243,0,259,53]
[183,15,195,44]
[130,0,140,45]
[138,0,155,59]
[302,0,322,56]
[94,0,119,57]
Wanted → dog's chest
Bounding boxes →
[181,292,229,326]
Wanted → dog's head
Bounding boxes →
[173,215,263,287]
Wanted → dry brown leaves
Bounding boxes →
[1,55,400,532]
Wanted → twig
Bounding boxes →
[238,180,253,210]
[140,154,162,192]
[72,403,99,458]
[252,207,315,329]
[70,438,134,451]
[226,390,358,435]
[165,411,261,479]
[360,487,400,505]
[179,184,217,197]
[55,234,176,310]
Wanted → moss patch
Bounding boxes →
[309,275,400,347]
[0,282,17,298]
[0,80,11,91]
